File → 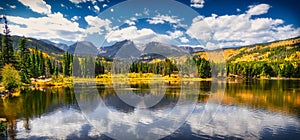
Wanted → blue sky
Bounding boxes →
[0,0,299,49]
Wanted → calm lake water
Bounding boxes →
[0,80,299,139]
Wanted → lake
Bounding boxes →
[0,80,299,139]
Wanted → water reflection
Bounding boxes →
[0,80,299,139]
[173,103,300,139]
[74,82,199,140]
[0,87,78,139]
[224,80,300,115]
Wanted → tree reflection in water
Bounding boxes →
[0,80,299,139]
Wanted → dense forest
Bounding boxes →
[224,37,300,78]
[227,61,300,78]
[0,16,66,89]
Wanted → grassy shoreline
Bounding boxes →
[1,73,300,91]
[1,74,300,99]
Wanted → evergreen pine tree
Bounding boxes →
[18,37,31,83]
[1,16,15,67]
[45,57,51,78]
[73,56,81,77]
[39,51,45,77]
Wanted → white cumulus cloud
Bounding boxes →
[147,14,186,28]
[186,4,300,49]
[7,12,84,42]
[94,5,100,12]
[167,30,183,38]
[180,37,189,43]
[124,20,135,26]
[69,0,100,4]
[190,0,205,8]
[18,0,51,15]
[124,17,137,26]
[8,4,17,9]
[103,4,108,8]
[247,4,271,16]
[84,15,112,35]
[71,16,80,21]
[147,14,182,24]
[106,26,177,45]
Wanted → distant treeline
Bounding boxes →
[227,61,300,78]
[60,55,213,78]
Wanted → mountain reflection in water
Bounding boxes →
[0,80,299,139]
